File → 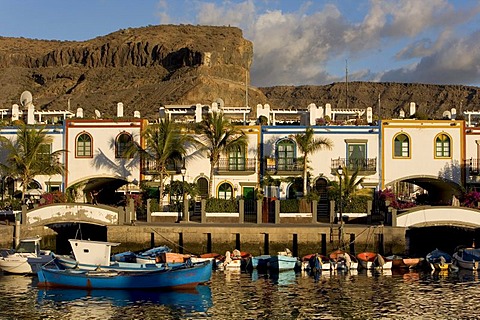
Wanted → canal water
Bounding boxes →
[1,268,479,319]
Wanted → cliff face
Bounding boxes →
[260,82,480,120]
[0,25,267,119]
[0,25,479,121]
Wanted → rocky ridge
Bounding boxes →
[0,25,479,121]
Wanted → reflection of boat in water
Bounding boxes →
[0,274,35,294]
[37,285,213,311]
[268,270,297,286]
[456,268,480,282]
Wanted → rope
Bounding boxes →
[150,228,199,255]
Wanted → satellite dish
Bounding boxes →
[94,110,101,119]
[215,98,225,109]
[20,91,33,107]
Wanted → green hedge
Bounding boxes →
[206,198,238,213]
[280,199,299,213]
[343,195,370,213]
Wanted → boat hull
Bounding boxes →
[54,254,185,272]
[37,260,212,289]
[453,248,480,271]
[268,255,297,271]
[0,253,53,274]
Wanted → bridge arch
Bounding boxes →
[67,175,131,205]
[396,206,480,229]
[25,203,121,227]
[385,175,463,205]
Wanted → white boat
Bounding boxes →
[0,236,53,274]
[54,239,186,271]
[218,250,242,270]
[453,247,480,271]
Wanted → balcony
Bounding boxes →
[331,158,377,175]
[469,158,480,175]
[141,160,179,175]
[265,158,303,175]
[215,158,256,175]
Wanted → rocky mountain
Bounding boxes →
[0,24,479,121]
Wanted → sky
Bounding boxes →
[1,0,480,88]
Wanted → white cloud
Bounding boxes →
[188,0,480,87]
[381,31,480,84]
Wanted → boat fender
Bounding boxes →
[376,254,385,267]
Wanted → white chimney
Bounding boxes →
[117,102,124,117]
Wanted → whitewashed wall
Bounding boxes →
[381,120,464,188]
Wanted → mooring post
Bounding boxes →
[349,233,355,255]
[292,234,298,258]
[179,232,184,254]
[206,233,212,253]
[150,232,155,248]
[377,233,384,256]
[263,233,269,255]
[235,233,241,251]
[321,233,327,256]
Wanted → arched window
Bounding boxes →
[115,132,133,158]
[197,177,209,199]
[76,132,92,158]
[218,182,233,200]
[393,133,410,158]
[277,139,295,171]
[435,133,451,158]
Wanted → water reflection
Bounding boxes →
[0,273,34,295]
[37,285,212,311]
[2,268,480,319]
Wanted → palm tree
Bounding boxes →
[334,165,365,208]
[0,123,65,201]
[294,127,332,196]
[125,118,192,203]
[196,111,248,198]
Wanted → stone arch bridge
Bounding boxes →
[22,203,131,227]
[396,206,480,229]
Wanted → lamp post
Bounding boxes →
[337,165,344,246]
[179,163,186,222]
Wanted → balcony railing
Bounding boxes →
[469,158,480,175]
[141,160,178,175]
[331,158,377,174]
[215,158,256,174]
[265,158,303,175]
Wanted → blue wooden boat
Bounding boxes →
[268,254,298,271]
[54,254,185,272]
[426,248,454,271]
[453,247,480,270]
[250,255,271,269]
[37,260,212,289]
[426,248,452,264]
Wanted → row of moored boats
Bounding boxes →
[1,238,479,290]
